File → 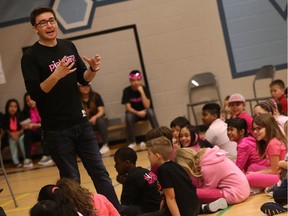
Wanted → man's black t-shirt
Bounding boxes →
[21,39,88,130]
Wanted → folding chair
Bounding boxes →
[0,138,18,207]
[186,72,222,127]
[246,65,275,114]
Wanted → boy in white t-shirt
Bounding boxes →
[201,103,237,161]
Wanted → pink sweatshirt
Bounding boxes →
[199,146,250,204]
[30,107,41,123]
[91,194,120,216]
[236,136,269,172]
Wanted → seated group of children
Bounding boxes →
[29,79,287,216]
[107,78,287,216]
[29,116,287,216]
[0,93,53,169]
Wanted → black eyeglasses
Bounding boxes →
[35,18,57,27]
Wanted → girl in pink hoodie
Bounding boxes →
[174,146,250,205]
[226,118,269,172]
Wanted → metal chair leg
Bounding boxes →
[0,151,18,207]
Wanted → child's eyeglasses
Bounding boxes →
[253,126,263,132]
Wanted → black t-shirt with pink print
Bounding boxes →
[21,39,88,130]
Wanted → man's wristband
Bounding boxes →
[90,66,98,72]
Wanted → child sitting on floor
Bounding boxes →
[146,126,173,175]
[202,103,237,161]
[169,116,190,149]
[179,124,213,151]
[246,114,287,192]
[226,118,269,172]
[143,137,230,215]
[174,146,250,206]
[114,147,161,216]
[144,136,200,216]
[36,178,119,216]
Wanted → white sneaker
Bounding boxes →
[250,187,263,195]
[139,142,146,150]
[15,163,22,168]
[38,156,54,166]
[128,143,136,149]
[267,191,273,197]
[23,159,33,168]
[100,144,110,154]
[206,198,228,213]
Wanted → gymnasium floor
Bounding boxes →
[0,145,286,216]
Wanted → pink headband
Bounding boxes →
[129,72,142,80]
[52,187,59,193]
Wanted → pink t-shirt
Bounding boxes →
[91,194,120,216]
[266,138,287,162]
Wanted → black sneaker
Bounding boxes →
[260,202,287,215]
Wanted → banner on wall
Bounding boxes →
[0,54,6,84]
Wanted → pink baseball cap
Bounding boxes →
[229,93,245,103]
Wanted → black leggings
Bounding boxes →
[273,178,287,205]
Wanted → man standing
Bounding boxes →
[21,6,122,212]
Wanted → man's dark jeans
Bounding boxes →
[43,117,121,212]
